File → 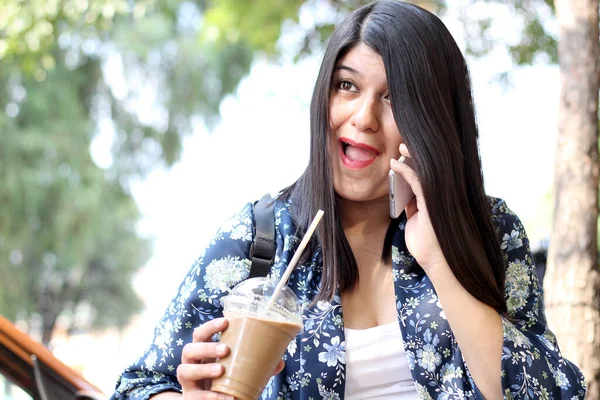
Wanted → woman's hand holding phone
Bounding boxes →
[389,144,446,271]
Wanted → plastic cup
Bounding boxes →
[210,277,303,400]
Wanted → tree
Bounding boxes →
[0,58,149,345]
[544,0,600,396]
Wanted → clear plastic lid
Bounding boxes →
[220,277,302,326]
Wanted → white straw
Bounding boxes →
[268,210,324,307]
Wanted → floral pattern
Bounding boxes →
[111,198,586,400]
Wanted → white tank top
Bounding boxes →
[344,321,418,399]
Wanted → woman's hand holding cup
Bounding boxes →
[176,317,284,400]
[176,318,234,399]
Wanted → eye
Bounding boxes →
[336,79,357,92]
[384,93,391,102]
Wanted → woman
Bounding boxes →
[112,2,586,399]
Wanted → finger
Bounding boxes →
[182,387,235,400]
[273,359,285,376]
[405,197,418,220]
[182,342,230,364]
[199,392,235,400]
[390,158,424,199]
[212,394,235,400]
[193,318,228,343]
[177,362,225,382]
[399,143,411,158]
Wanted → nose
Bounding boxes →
[350,96,380,133]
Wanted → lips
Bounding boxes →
[339,138,381,169]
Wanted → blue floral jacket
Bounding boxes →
[112,197,586,400]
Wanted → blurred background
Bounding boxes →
[1,0,597,398]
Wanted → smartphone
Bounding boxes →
[389,156,415,218]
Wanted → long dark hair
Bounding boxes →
[279,1,507,314]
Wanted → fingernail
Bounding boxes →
[216,344,228,355]
[211,363,222,373]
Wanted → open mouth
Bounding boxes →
[339,138,380,168]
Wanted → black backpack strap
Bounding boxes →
[249,193,276,278]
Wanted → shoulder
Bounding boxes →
[194,202,256,292]
[216,202,255,241]
[212,197,297,247]
[486,196,533,264]
[487,196,515,219]
[191,198,296,293]
[273,197,297,232]
[487,196,525,236]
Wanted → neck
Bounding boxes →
[338,195,391,247]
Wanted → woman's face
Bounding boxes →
[329,43,403,204]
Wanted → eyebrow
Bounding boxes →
[333,64,362,76]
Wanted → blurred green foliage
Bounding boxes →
[462,0,557,65]
[0,56,149,344]
[0,0,558,344]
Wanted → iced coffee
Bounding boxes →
[210,277,303,400]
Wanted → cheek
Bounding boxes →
[389,131,403,150]
[384,119,403,150]
[328,95,349,133]
[328,107,342,133]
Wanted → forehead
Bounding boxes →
[335,43,386,75]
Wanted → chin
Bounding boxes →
[335,186,388,204]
